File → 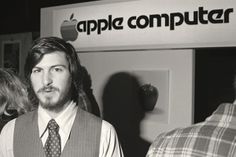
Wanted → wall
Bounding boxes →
[78,49,193,156]
[78,49,194,141]
[0,32,33,79]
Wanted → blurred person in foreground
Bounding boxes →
[146,87,236,156]
[0,37,123,157]
[0,68,31,131]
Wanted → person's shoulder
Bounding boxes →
[12,110,37,129]
[0,118,15,153]
[79,108,102,121]
[102,120,114,129]
[100,120,120,146]
[0,118,16,136]
[148,126,193,152]
[16,110,36,120]
[1,110,36,134]
[101,120,117,134]
[154,123,202,141]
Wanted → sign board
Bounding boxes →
[41,0,236,51]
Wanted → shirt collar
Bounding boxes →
[205,103,236,124]
[233,100,236,105]
[38,101,77,138]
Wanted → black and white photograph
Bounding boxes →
[0,0,236,157]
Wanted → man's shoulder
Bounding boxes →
[160,125,196,136]
[152,123,204,143]
[79,108,102,121]
[77,108,116,132]
[0,110,37,135]
[101,120,115,131]
[76,108,103,129]
[16,110,36,120]
[14,110,37,128]
[151,118,235,147]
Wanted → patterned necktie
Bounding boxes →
[44,119,61,157]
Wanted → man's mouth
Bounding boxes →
[44,88,54,92]
[38,86,58,93]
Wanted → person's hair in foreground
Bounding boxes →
[0,68,30,115]
[24,36,88,110]
[0,68,31,130]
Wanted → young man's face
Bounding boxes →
[30,51,72,111]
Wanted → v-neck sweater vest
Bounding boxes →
[13,108,102,157]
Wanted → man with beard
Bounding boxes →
[0,37,123,157]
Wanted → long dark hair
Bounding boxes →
[24,37,85,109]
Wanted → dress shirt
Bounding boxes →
[38,101,77,151]
[146,103,236,157]
[0,101,123,157]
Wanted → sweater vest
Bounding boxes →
[14,108,102,157]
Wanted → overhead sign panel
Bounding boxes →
[48,0,236,51]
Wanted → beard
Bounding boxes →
[39,96,57,109]
[36,86,71,113]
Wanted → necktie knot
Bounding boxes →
[47,119,59,131]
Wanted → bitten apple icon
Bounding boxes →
[60,13,78,41]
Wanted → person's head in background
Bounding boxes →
[24,36,89,112]
[0,68,31,130]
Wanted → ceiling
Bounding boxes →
[0,0,97,35]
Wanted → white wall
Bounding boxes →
[78,49,194,141]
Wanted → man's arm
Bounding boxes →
[99,120,124,157]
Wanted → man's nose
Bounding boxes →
[43,72,53,86]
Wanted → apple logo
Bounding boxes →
[139,83,158,111]
[60,13,78,42]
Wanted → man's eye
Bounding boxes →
[53,67,63,72]
[32,69,41,73]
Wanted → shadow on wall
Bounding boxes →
[102,72,151,157]
[81,66,101,117]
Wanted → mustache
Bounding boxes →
[37,86,59,93]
